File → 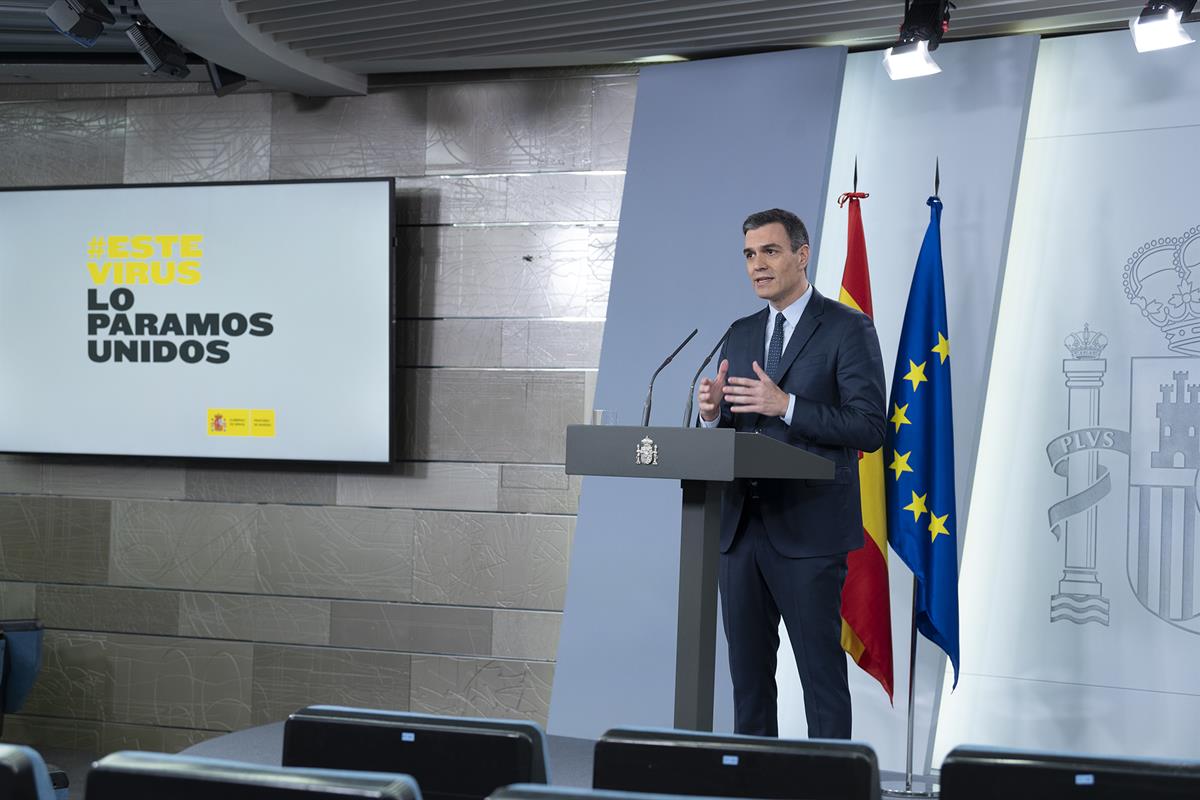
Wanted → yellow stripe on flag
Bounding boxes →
[858,448,888,555]
[841,617,867,661]
[838,286,864,313]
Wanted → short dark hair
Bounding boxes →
[742,208,809,252]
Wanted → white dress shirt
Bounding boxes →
[701,283,812,427]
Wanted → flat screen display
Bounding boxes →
[0,179,393,462]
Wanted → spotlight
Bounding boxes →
[44,0,116,48]
[1130,2,1196,52]
[883,39,941,79]
[125,19,190,79]
[882,0,955,80]
[206,61,247,97]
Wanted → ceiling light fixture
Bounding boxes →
[44,0,116,48]
[882,1,955,80]
[1130,1,1197,52]
[623,55,688,64]
[206,61,247,97]
[126,19,191,79]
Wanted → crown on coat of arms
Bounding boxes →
[1124,226,1200,354]
[1064,323,1108,359]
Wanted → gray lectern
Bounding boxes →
[564,425,834,731]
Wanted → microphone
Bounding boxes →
[683,326,732,427]
[642,328,698,426]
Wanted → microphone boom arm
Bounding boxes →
[642,328,698,426]
[683,327,732,428]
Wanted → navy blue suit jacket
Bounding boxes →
[713,288,887,558]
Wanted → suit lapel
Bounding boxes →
[772,288,824,384]
[745,306,769,373]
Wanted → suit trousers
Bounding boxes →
[718,496,851,738]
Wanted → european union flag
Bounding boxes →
[885,196,960,685]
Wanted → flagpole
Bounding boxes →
[904,577,922,794]
[878,159,950,796]
[882,577,938,798]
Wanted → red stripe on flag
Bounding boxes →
[839,193,874,317]
[842,530,894,699]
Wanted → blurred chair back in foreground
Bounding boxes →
[940,745,1200,800]
[284,705,549,800]
[86,751,421,800]
[0,744,56,800]
[593,727,880,800]
[493,784,733,800]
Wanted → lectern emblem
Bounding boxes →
[635,436,659,466]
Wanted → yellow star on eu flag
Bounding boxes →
[904,360,928,391]
[932,332,950,364]
[904,491,928,522]
[890,402,911,432]
[889,450,913,481]
[929,511,950,542]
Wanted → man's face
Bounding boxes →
[744,222,809,308]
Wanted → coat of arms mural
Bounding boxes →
[1047,226,1200,634]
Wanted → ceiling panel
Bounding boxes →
[0,0,1156,86]
[238,0,1141,68]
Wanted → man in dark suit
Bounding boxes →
[698,208,886,739]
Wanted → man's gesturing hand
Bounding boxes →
[724,361,790,418]
[698,358,729,422]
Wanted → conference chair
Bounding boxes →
[940,745,1200,800]
[283,705,550,800]
[593,727,880,800]
[0,745,57,800]
[0,625,64,799]
[0,620,44,737]
[85,751,421,800]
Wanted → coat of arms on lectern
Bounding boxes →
[635,436,658,466]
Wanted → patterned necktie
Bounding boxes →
[766,311,786,377]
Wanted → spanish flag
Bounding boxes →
[836,190,894,700]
